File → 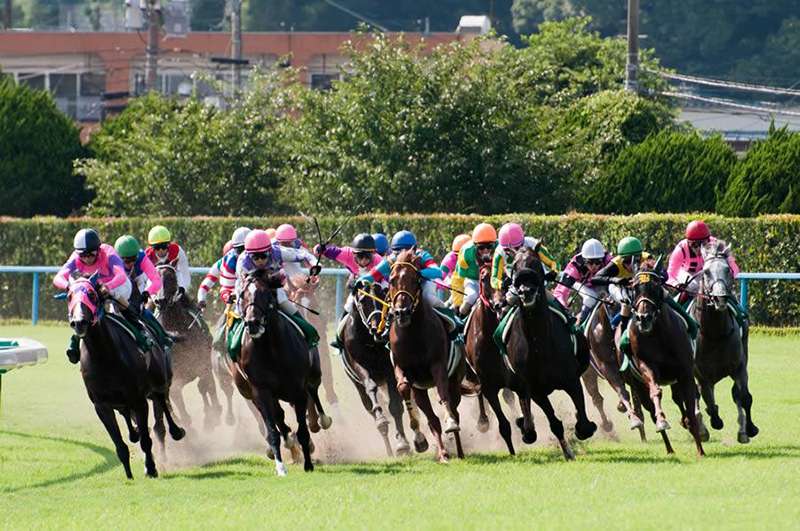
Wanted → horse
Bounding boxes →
[340,281,419,456]
[286,275,338,405]
[693,240,758,444]
[154,264,222,431]
[388,249,465,462]
[210,311,238,426]
[627,265,705,456]
[505,248,597,460]
[463,264,520,455]
[65,275,184,479]
[234,269,330,475]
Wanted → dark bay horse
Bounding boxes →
[341,281,418,456]
[693,241,758,443]
[154,264,222,431]
[234,270,330,475]
[464,265,520,455]
[628,267,705,456]
[66,276,184,479]
[505,249,597,460]
[389,249,465,462]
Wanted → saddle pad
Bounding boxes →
[105,313,149,368]
[389,336,464,391]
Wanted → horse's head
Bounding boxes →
[67,274,101,337]
[388,249,422,327]
[155,264,179,309]
[632,267,664,334]
[511,247,544,308]
[241,269,278,339]
[353,280,388,341]
[701,240,734,311]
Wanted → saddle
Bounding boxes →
[225,310,318,362]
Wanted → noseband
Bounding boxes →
[389,260,421,314]
[632,272,662,324]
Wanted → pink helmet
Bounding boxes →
[275,223,297,242]
[498,223,525,247]
[245,230,271,253]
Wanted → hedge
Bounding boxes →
[1,214,798,325]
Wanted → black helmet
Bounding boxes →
[351,233,376,252]
[73,228,101,253]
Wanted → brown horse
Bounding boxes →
[65,275,184,479]
[388,249,465,462]
[234,269,330,475]
[464,265,520,455]
[287,275,338,405]
[628,266,705,456]
[504,248,597,460]
[341,281,419,456]
[693,240,758,443]
[154,264,222,431]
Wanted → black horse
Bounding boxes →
[233,269,330,475]
[65,275,184,479]
[505,248,597,460]
[341,281,418,456]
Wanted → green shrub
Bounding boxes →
[584,130,736,214]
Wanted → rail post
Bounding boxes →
[739,277,749,314]
[334,274,344,322]
[31,272,40,326]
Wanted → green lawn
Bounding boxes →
[1,324,799,530]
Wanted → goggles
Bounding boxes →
[586,258,603,266]
[78,250,98,258]
[251,252,269,261]
[152,242,169,251]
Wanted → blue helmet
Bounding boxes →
[390,230,417,251]
[372,233,389,255]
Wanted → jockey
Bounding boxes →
[232,230,319,346]
[114,234,174,350]
[490,223,560,293]
[274,223,318,282]
[265,227,277,241]
[197,240,233,310]
[668,220,741,305]
[592,236,696,340]
[440,233,470,306]
[217,226,251,305]
[553,238,611,324]
[54,229,140,363]
[315,233,384,349]
[372,233,390,257]
[455,224,497,318]
[145,225,191,295]
[359,230,445,310]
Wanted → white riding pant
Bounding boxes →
[573,282,602,311]
[422,280,444,308]
[609,283,631,306]
[110,278,132,304]
[462,278,479,309]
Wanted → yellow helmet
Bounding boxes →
[148,225,171,245]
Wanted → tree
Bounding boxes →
[733,18,800,86]
[0,77,87,217]
[190,0,225,31]
[717,127,800,217]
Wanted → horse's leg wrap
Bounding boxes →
[66,335,80,364]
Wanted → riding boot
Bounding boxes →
[330,312,348,351]
[121,305,153,352]
[288,311,320,348]
[666,296,698,339]
[141,308,174,349]
[66,335,80,364]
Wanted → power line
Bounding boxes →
[659,91,800,118]
[651,70,800,97]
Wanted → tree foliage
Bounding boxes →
[584,130,735,214]
[718,127,800,217]
[0,77,87,217]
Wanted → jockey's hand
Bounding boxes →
[544,270,557,282]
[267,272,285,289]
[178,287,186,297]
[97,284,110,298]
[313,244,326,256]
[308,264,322,277]
[198,300,207,311]
[613,277,631,287]
[141,290,151,303]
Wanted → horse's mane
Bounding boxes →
[395,249,421,268]
[703,239,730,259]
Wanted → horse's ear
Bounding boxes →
[722,244,731,257]
[88,271,100,286]
[653,254,663,272]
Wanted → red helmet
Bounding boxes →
[686,220,710,241]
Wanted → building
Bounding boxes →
[0,30,460,122]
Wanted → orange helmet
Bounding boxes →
[451,234,471,252]
[471,223,497,244]
[265,227,277,240]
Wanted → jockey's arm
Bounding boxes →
[667,242,685,283]
[176,247,192,290]
[489,249,504,290]
[53,255,77,291]
[197,258,221,303]
[104,254,129,291]
[590,261,620,286]
[140,253,162,297]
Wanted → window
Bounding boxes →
[310,73,338,91]
[50,73,78,118]
[18,73,46,91]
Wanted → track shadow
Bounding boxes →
[0,430,118,493]
[319,460,416,475]
[704,444,800,460]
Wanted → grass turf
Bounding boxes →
[1,324,799,530]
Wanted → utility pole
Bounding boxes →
[231,0,242,93]
[145,0,160,92]
[3,0,11,29]
[625,0,639,93]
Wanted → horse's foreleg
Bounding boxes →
[678,378,705,457]
[632,381,672,453]
[386,381,411,455]
[198,362,222,431]
[412,387,447,463]
[532,392,574,461]
[432,362,460,434]
[252,390,289,476]
[485,389,515,455]
[476,392,490,433]
[121,407,140,443]
[516,390,537,444]
[502,387,520,418]
[396,364,428,453]
[214,354,237,426]
[604,364,642,431]
[732,364,758,443]
[133,399,158,477]
[630,387,647,441]
[637,363,669,432]
[95,404,133,479]
[699,379,723,430]
[292,396,315,472]
[448,376,465,459]
[565,376,597,441]
[582,367,613,433]
[170,379,191,428]
[156,392,186,441]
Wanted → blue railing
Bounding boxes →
[738,272,800,313]
[0,265,351,325]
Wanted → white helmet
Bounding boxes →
[581,238,606,260]
[231,227,251,249]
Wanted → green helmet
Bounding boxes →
[148,225,171,245]
[617,236,643,257]
[114,235,140,258]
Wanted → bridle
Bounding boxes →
[354,283,387,341]
[154,264,181,307]
[701,255,732,311]
[389,260,421,315]
[632,271,663,329]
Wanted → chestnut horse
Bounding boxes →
[627,266,705,456]
[388,249,465,462]
[693,240,758,443]
[154,264,222,431]
[65,275,184,479]
[505,249,597,460]
[234,269,330,476]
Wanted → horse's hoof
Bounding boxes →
[170,427,186,441]
[737,432,751,444]
[438,452,450,464]
[616,401,626,413]
[304,460,314,472]
[145,466,158,478]
[747,423,759,438]
[444,417,460,434]
[320,414,333,430]
[629,415,644,430]
[602,420,614,433]
[476,417,490,433]
[655,419,671,433]
[413,433,429,453]
[308,421,321,434]
[275,462,288,477]
[700,426,710,442]
[711,416,724,430]
[395,436,411,456]
[129,431,140,444]
[522,430,537,445]
[575,421,597,441]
